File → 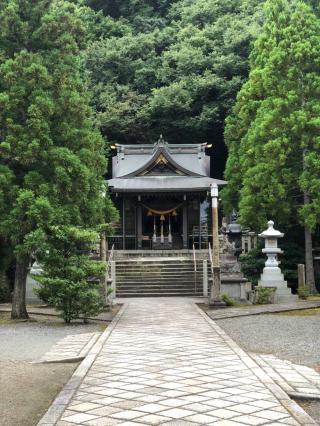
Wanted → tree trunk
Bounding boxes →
[11,257,29,319]
[302,149,317,294]
[304,225,316,294]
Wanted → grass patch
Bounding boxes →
[278,308,320,316]
[306,295,320,301]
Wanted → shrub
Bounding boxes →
[221,293,236,306]
[35,226,105,323]
[298,287,309,300]
[36,277,103,324]
[0,278,11,303]
[254,286,275,304]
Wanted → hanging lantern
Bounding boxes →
[147,210,152,216]
[172,210,177,217]
[160,214,165,221]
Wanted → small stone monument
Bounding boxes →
[26,261,42,304]
[258,220,297,303]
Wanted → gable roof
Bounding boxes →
[112,136,210,178]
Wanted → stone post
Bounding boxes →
[209,183,225,308]
[298,264,306,290]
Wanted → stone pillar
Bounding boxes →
[240,282,247,301]
[298,264,306,290]
[183,203,188,249]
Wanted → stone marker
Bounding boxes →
[298,264,306,290]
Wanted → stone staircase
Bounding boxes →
[115,257,205,297]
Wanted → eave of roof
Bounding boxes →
[107,176,227,193]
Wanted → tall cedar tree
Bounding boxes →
[0,0,109,318]
[223,0,320,292]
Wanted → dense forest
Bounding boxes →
[0,0,319,316]
[81,0,319,177]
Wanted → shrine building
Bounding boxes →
[107,136,226,251]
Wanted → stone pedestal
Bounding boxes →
[258,267,297,304]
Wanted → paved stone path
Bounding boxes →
[39,333,101,363]
[251,353,320,400]
[206,301,320,321]
[40,298,316,425]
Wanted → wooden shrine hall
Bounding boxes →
[107,136,226,250]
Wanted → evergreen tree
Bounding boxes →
[0,0,113,318]
[223,0,320,292]
[83,0,263,177]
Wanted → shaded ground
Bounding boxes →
[0,360,76,426]
[0,312,106,361]
[0,312,107,426]
[216,310,320,424]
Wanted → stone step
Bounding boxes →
[117,278,203,286]
[117,283,203,289]
[116,292,203,297]
[115,257,208,297]
[116,269,204,275]
[115,263,201,268]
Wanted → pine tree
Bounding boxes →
[0,0,113,318]
[223,0,320,292]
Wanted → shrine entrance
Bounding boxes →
[142,202,183,249]
[107,138,227,250]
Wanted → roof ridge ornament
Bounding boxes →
[154,134,167,151]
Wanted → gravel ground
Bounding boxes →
[0,313,106,426]
[0,313,105,361]
[216,312,320,424]
[216,313,320,368]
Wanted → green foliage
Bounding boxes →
[297,287,309,300]
[83,0,263,152]
[254,286,275,305]
[0,272,11,303]
[223,0,320,232]
[36,225,104,323]
[0,0,117,316]
[239,246,265,286]
[221,293,236,307]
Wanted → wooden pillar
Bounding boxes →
[183,200,188,249]
[137,200,142,249]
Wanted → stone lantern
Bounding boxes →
[226,210,242,257]
[258,220,297,303]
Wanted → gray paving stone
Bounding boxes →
[40,298,317,425]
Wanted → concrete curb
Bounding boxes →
[206,301,320,320]
[34,332,101,364]
[289,391,320,401]
[37,303,127,426]
[195,303,318,426]
[250,352,320,402]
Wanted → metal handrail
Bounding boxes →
[192,243,197,273]
[192,243,197,293]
